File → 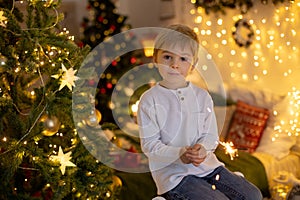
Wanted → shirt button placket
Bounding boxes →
[177,90,184,101]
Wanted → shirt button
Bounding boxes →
[178,90,181,94]
[180,97,184,101]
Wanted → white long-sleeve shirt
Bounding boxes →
[137,82,223,195]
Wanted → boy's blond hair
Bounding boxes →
[153,24,199,65]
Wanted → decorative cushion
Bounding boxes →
[227,83,297,159]
[226,100,270,153]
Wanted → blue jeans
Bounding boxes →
[161,166,263,200]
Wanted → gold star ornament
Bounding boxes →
[51,63,80,91]
[50,146,76,175]
[0,10,7,27]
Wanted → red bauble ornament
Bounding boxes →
[100,88,106,94]
[130,57,137,64]
[97,16,104,22]
[110,25,116,31]
[111,60,117,66]
[106,83,113,89]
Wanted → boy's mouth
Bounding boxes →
[167,71,181,75]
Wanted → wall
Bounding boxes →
[60,0,300,95]
[59,0,88,41]
[118,0,184,28]
[117,0,300,95]
[181,1,300,95]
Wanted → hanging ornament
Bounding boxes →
[0,54,7,65]
[51,63,80,91]
[0,54,7,73]
[43,0,58,8]
[85,109,102,127]
[50,146,76,175]
[232,18,254,48]
[0,10,7,27]
[40,114,61,136]
[109,175,122,191]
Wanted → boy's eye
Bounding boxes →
[181,57,187,62]
[163,55,172,60]
[181,57,192,63]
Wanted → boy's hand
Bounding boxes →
[180,144,207,167]
[179,147,191,164]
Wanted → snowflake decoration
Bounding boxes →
[52,63,80,91]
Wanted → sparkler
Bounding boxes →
[218,141,238,160]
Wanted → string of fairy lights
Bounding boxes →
[189,1,300,140]
[190,1,299,82]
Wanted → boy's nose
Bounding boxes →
[170,60,179,69]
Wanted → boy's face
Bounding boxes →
[154,45,195,83]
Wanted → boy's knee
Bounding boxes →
[247,185,263,200]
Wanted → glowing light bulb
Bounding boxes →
[206,54,212,59]
[217,19,223,25]
[195,16,202,23]
[206,21,212,26]
[242,74,248,80]
[230,72,236,78]
[206,30,212,35]
[241,52,247,58]
[262,70,268,75]
[221,29,226,34]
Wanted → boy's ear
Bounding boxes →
[153,56,158,67]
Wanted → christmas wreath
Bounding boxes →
[232,18,254,48]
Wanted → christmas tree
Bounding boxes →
[80,0,146,124]
[0,0,121,199]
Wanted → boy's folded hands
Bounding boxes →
[180,144,207,167]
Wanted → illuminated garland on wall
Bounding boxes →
[192,0,294,48]
[192,0,294,14]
